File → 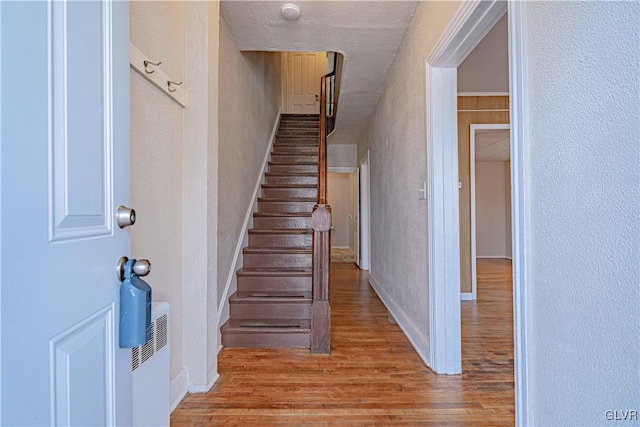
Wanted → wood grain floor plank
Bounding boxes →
[171,259,514,425]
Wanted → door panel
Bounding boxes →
[51,306,114,426]
[1,1,132,425]
[286,52,326,114]
[51,0,113,241]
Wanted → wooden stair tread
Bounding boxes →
[230,293,312,303]
[253,212,312,217]
[261,184,317,189]
[274,142,318,144]
[274,137,318,141]
[221,319,311,333]
[265,172,317,176]
[269,161,318,166]
[258,197,316,202]
[243,247,311,254]
[237,267,311,276]
[248,229,311,235]
[269,161,317,166]
[273,143,317,146]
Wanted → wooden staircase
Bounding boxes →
[221,114,320,348]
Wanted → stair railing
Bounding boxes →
[311,56,339,354]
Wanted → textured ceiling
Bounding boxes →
[220,1,420,144]
[475,129,510,162]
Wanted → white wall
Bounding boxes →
[358,1,462,363]
[328,173,351,248]
[130,0,186,392]
[327,144,357,169]
[525,2,639,424]
[475,161,509,258]
[457,14,508,93]
[130,0,221,403]
[217,18,282,305]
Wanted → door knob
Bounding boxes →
[116,205,136,228]
[115,256,151,282]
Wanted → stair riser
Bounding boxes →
[222,332,310,348]
[271,154,318,163]
[277,132,318,138]
[230,302,311,320]
[253,216,310,229]
[268,165,317,174]
[236,275,312,294]
[275,137,318,144]
[264,175,317,185]
[243,253,312,268]
[272,146,319,154]
[262,187,317,198]
[279,123,318,128]
[248,233,312,248]
[276,128,319,136]
[259,201,315,213]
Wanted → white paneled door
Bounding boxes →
[1,1,132,425]
[286,52,327,114]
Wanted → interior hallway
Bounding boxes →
[171,260,514,425]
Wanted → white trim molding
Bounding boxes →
[425,64,462,374]
[170,368,189,413]
[425,0,508,376]
[369,274,430,366]
[327,166,357,173]
[508,1,531,425]
[469,123,510,301]
[188,373,219,394]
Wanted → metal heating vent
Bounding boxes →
[156,314,168,351]
[132,347,140,371]
[130,311,169,372]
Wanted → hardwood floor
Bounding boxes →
[171,259,514,426]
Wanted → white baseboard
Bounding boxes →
[170,367,189,413]
[217,108,281,329]
[188,373,219,394]
[327,166,357,173]
[460,292,476,301]
[368,274,431,368]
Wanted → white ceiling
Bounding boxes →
[475,129,510,162]
[220,1,420,144]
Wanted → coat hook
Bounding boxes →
[167,80,183,93]
[143,60,162,74]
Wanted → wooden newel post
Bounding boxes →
[311,204,331,354]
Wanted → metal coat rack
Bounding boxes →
[129,43,187,108]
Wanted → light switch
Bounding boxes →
[419,182,427,200]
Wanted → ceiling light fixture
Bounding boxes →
[281,4,301,21]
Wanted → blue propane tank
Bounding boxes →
[119,258,152,348]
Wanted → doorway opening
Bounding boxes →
[327,159,370,271]
[328,172,358,264]
[425,1,529,423]
[469,124,511,299]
